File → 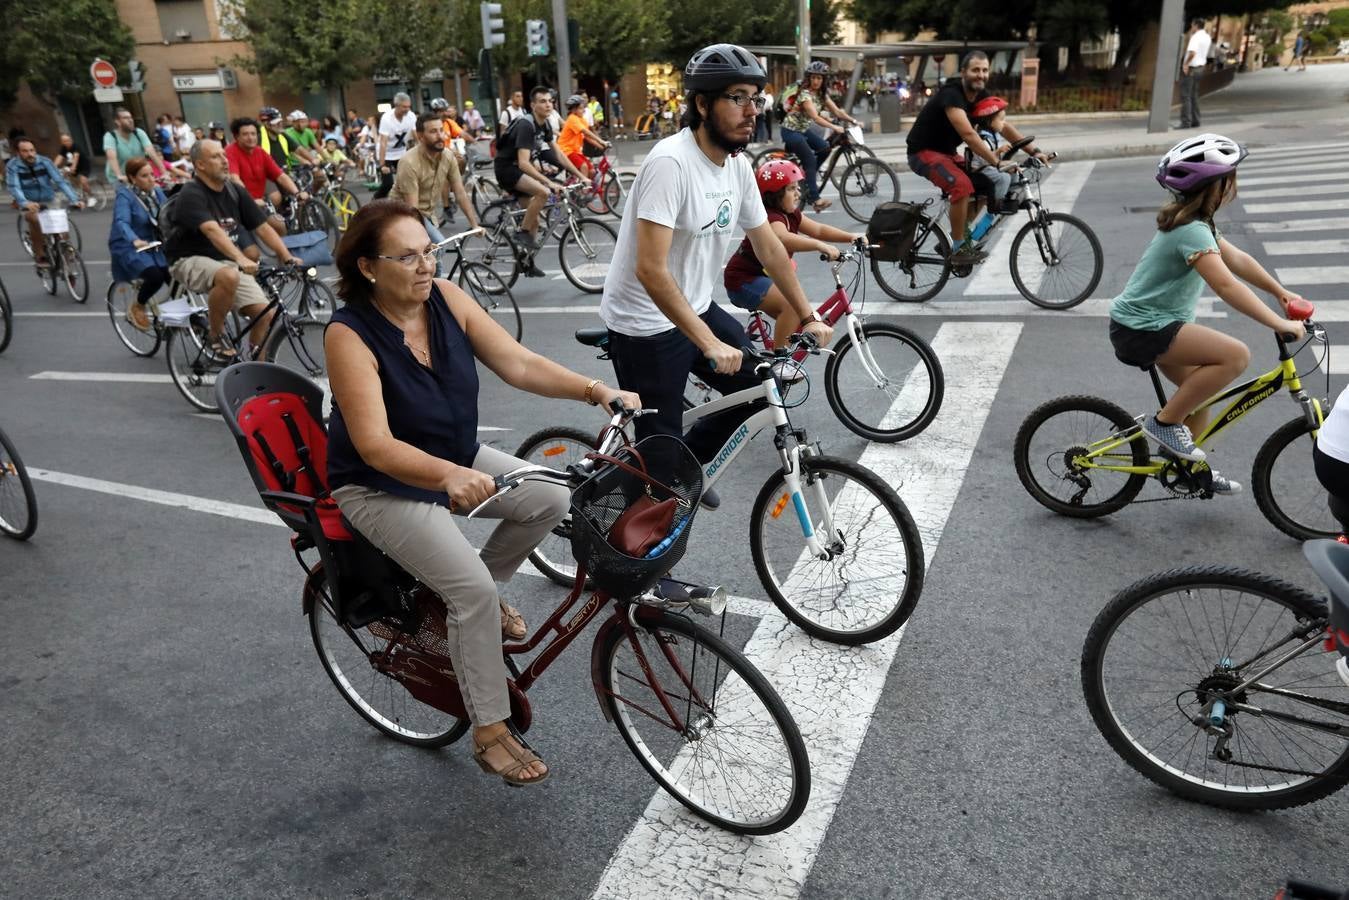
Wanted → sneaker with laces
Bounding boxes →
[771,359,806,384]
[1207,469,1242,495]
[948,243,988,265]
[1142,414,1206,462]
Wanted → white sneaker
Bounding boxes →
[1142,414,1206,462]
[1208,470,1242,495]
[771,359,806,384]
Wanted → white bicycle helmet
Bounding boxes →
[1156,132,1247,194]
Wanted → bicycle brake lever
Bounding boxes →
[466,481,515,519]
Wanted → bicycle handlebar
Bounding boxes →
[433,227,484,250]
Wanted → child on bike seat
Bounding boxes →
[967,96,1018,214]
[723,159,862,372]
[1314,387,1349,540]
[1110,133,1307,494]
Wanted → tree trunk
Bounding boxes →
[326,85,344,120]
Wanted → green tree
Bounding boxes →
[845,0,1033,40]
[220,0,374,116]
[1034,0,1109,75]
[0,0,135,109]
[664,0,753,66]
[366,0,456,109]
[571,0,671,80]
[812,0,844,45]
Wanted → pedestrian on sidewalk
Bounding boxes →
[1179,18,1210,129]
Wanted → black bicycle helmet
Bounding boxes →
[258,106,280,122]
[804,60,831,76]
[684,43,767,91]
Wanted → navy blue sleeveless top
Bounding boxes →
[327,284,480,505]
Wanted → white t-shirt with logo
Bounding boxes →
[379,109,416,162]
[601,128,767,337]
[1186,30,1212,71]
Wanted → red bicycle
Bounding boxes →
[217,363,810,834]
[739,240,944,443]
[577,145,634,219]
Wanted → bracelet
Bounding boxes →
[584,378,602,406]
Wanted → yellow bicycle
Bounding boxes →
[1014,304,1334,539]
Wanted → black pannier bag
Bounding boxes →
[867,201,926,262]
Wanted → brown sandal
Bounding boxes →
[473,730,549,786]
[500,601,527,641]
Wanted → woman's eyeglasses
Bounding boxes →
[375,247,438,268]
[722,93,767,112]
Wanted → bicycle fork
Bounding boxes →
[841,313,889,389]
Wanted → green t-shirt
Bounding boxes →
[283,127,319,167]
[103,127,155,181]
[1110,220,1221,330]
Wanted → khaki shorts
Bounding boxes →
[169,256,268,313]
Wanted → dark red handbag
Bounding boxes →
[587,432,680,558]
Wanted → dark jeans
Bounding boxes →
[136,265,169,304]
[607,303,762,480]
[373,158,400,199]
[780,126,829,203]
[1179,73,1202,127]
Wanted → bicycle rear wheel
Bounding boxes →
[324,188,360,232]
[750,455,924,644]
[604,171,636,218]
[17,216,33,258]
[0,426,37,540]
[106,281,162,357]
[1010,212,1103,309]
[558,218,617,294]
[165,322,225,412]
[462,227,521,292]
[870,216,952,302]
[0,278,11,354]
[829,144,878,191]
[1253,417,1340,541]
[67,219,82,252]
[1082,567,1349,810]
[458,261,522,342]
[598,609,810,834]
[308,570,470,748]
[838,158,899,224]
[823,321,944,443]
[1013,395,1150,517]
[299,200,341,254]
[513,426,595,585]
[263,309,327,381]
[61,244,88,303]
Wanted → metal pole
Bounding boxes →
[1148,0,1186,133]
[552,0,571,94]
[842,53,864,112]
[797,0,811,72]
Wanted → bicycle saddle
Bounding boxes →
[574,327,610,347]
[1302,539,1349,655]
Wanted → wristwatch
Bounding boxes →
[799,312,822,330]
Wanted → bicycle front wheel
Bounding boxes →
[462,228,521,291]
[0,427,38,540]
[559,218,617,294]
[1253,417,1340,540]
[106,281,162,357]
[263,310,327,381]
[299,200,341,254]
[838,158,899,224]
[61,245,89,303]
[325,188,360,232]
[823,321,944,442]
[870,215,952,303]
[165,324,223,412]
[17,216,34,258]
[308,570,470,748]
[1014,395,1150,517]
[1082,567,1349,810]
[0,279,11,354]
[1010,212,1103,310]
[604,171,636,218]
[512,426,594,585]
[751,455,924,644]
[458,261,522,342]
[598,609,810,834]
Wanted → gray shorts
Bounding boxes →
[168,256,268,312]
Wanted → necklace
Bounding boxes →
[404,339,431,366]
[372,298,431,367]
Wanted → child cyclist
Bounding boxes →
[1110,133,1307,494]
[723,160,863,369]
[966,97,1020,216]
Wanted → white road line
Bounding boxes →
[12,311,106,317]
[1262,239,1349,256]
[1239,148,1349,171]
[1275,266,1349,285]
[1241,216,1349,234]
[865,296,1225,318]
[1295,300,1349,322]
[1239,183,1349,200]
[1253,141,1349,155]
[1326,358,1349,376]
[963,161,1095,296]
[0,260,111,267]
[31,371,173,383]
[590,321,1022,900]
[1238,172,1345,188]
[26,468,283,526]
[1242,200,1349,215]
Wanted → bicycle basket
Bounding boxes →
[569,434,702,599]
[867,201,924,263]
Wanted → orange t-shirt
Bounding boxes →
[441,118,464,141]
[557,113,587,157]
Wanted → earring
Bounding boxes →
[369,277,376,283]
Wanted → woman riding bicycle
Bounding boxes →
[325,200,639,786]
[779,61,861,213]
[723,159,862,363]
[1110,133,1307,493]
[108,157,170,332]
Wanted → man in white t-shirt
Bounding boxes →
[600,43,831,497]
[1180,18,1211,129]
[173,114,195,159]
[374,92,416,199]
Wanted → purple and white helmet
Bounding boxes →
[1156,133,1248,194]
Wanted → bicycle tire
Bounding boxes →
[299,200,341,254]
[165,324,224,412]
[262,301,326,380]
[1082,566,1349,810]
[307,568,470,748]
[823,321,944,443]
[0,278,11,354]
[106,281,162,357]
[558,218,617,294]
[457,261,522,342]
[466,225,522,291]
[512,426,596,586]
[828,143,878,191]
[585,175,612,216]
[0,426,38,540]
[62,245,88,303]
[750,454,924,644]
[1014,394,1150,517]
[16,216,33,258]
[67,218,82,253]
[838,157,900,224]
[325,188,360,232]
[870,215,952,302]
[604,171,636,218]
[1009,212,1103,310]
[597,609,810,834]
[472,178,504,219]
[1252,416,1340,541]
[38,253,57,296]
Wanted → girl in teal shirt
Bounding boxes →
[1109,134,1306,492]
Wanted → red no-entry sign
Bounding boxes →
[90,59,117,88]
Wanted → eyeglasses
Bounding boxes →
[721,92,767,112]
[374,247,438,268]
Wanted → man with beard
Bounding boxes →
[598,43,831,499]
[905,50,1051,265]
[391,111,480,274]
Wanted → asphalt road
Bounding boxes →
[3,132,1348,899]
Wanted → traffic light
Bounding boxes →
[526,19,550,57]
[480,2,504,49]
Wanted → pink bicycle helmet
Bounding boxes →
[1156,133,1247,194]
[756,159,805,193]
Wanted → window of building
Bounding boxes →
[156,0,210,43]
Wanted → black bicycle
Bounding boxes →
[0,425,37,541]
[749,129,899,223]
[0,277,12,353]
[434,227,522,341]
